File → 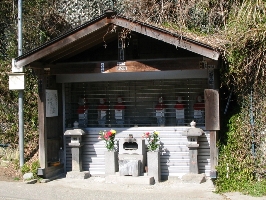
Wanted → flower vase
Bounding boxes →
[104,151,118,176]
[147,151,161,183]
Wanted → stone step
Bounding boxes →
[105,175,155,185]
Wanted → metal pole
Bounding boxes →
[19,90,24,167]
[250,89,255,156]
[18,0,24,167]
[18,0,22,56]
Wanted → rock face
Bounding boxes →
[56,0,121,27]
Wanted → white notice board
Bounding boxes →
[46,90,58,117]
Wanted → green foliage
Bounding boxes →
[216,111,255,192]
[0,147,19,161]
[220,0,266,94]
[215,1,266,193]
[21,160,40,179]
[239,180,266,197]
[0,61,38,158]
[21,163,30,175]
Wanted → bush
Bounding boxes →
[21,160,40,179]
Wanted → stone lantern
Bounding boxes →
[64,121,90,179]
[182,121,203,174]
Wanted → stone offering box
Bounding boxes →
[118,135,146,176]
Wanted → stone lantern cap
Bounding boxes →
[64,122,85,147]
[64,129,85,136]
[182,121,204,137]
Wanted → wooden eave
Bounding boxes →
[14,11,220,69]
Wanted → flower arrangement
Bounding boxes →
[98,129,117,151]
[142,130,160,152]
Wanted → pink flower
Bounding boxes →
[104,133,109,139]
[107,131,112,137]
[142,132,150,138]
[98,129,117,151]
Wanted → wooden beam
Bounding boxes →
[30,58,210,74]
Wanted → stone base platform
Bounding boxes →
[181,173,206,184]
[105,175,155,185]
[66,171,90,179]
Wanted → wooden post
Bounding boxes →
[204,89,219,178]
[209,131,217,177]
[38,71,47,169]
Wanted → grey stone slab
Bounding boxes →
[182,173,206,184]
[66,171,90,179]
[119,154,146,174]
[105,175,155,185]
[119,159,140,177]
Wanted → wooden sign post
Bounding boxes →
[204,89,219,178]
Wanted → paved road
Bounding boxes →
[0,177,265,200]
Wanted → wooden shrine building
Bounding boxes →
[12,10,220,179]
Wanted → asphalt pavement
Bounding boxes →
[0,176,265,200]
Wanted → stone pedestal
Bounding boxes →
[147,151,161,183]
[105,151,118,176]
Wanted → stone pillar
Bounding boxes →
[105,151,118,176]
[147,151,161,183]
[64,122,90,179]
[189,147,199,173]
[70,143,82,172]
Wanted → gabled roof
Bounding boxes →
[14,10,220,69]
